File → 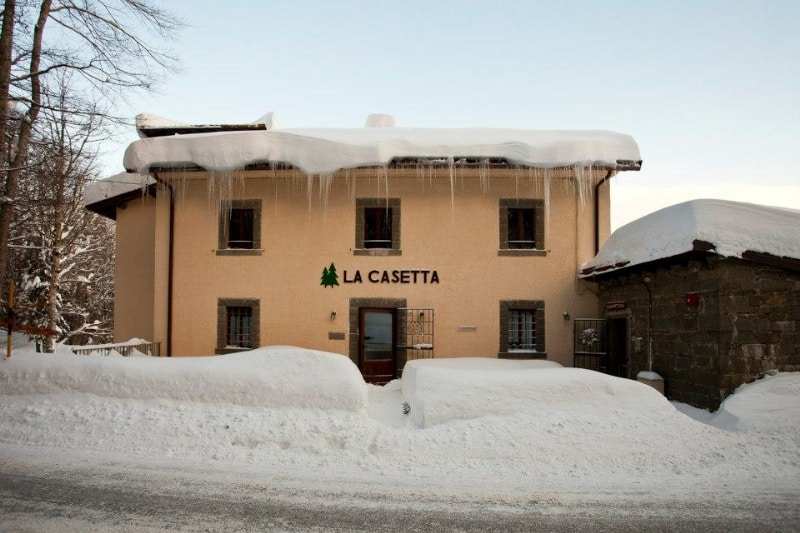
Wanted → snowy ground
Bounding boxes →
[1,340,799,529]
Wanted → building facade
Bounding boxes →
[87,117,642,382]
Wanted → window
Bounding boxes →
[499,300,545,357]
[364,207,392,248]
[217,200,262,255]
[499,199,545,256]
[216,298,260,354]
[355,198,401,256]
[508,309,536,350]
[228,209,254,248]
[227,307,253,347]
[507,208,535,249]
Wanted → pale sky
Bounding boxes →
[102,0,800,229]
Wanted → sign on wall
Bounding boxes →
[321,263,440,287]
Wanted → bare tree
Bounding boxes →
[11,75,115,349]
[0,0,181,300]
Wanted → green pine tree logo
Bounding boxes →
[321,262,339,288]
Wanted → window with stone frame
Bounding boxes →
[355,198,401,256]
[216,298,260,354]
[217,200,262,256]
[499,300,545,357]
[499,199,545,256]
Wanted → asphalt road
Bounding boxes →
[2,459,799,532]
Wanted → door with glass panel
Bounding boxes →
[359,308,396,384]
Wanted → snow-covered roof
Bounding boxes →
[581,199,800,277]
[84,172,154,219]
[135,113,274,138]
[84,172,153,205]
[123,124,642,176]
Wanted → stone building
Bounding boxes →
[580,199,800,410]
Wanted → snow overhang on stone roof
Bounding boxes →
[123,115,642,176]
[580,199,800,277]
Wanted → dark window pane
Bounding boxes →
[364,207,392,249]
[508,208,535,249]
[227,306,253,348]
[229,209,254,249]
[363,311,393,360]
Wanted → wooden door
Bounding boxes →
[359,308,396,384]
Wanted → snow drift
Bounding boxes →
[0,346,368,412]
[401,357,673,428]
[709,373,800,432]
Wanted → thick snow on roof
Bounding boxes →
[581,199,800,276]
[123,126,641,176]
[83,171,153,206]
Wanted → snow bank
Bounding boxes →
[582,199,800,275]
[402,358,671,427]
[123,127,641,176]
[0,346,367,412]
[709,372,800,432]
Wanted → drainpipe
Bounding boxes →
[151,171,174,357]
[640,276,653,372]
[594,170,615,255]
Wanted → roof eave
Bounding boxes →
[85,184,155,220]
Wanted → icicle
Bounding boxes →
[479,159,490,193]
[318,174,334,219]
[274,174,279,216]
[380,164,389,204]
[572,164,594,207]
[447,156,455,211]
[543,169,551,248]
[306,174,315,212]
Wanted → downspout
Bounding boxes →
[151,171,174,357]
[639,276,653,372]
[594,170,615,255]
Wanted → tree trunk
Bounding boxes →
[0,0,50,293]
[44,112,67,352]
[0,0,15,153]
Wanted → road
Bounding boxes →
[2,456,799,532]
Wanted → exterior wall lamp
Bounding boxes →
[330,311,337,321]
[563,311,571,321]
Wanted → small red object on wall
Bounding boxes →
[685,292,700,308]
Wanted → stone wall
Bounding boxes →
[596,255,800,410]
[717,259,800,399]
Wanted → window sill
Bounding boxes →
[498,249,547,257]
[353,248,402,256]
[215,347,254,355]
[215,248,263,256]
[498,351,547,360]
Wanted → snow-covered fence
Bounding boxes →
[71,341,161,357]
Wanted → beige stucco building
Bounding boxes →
[86,115,641,383]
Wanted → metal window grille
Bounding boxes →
[508,309,536,350]
[364,207,392,248]
[227,306,253,348]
